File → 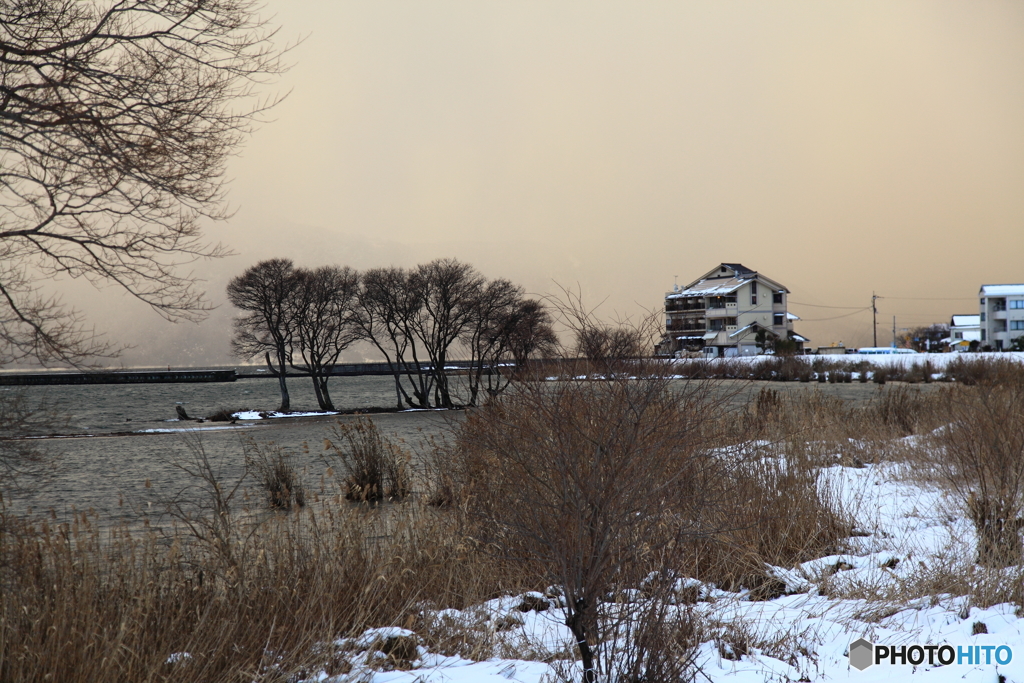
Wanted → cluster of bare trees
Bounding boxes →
[227,258,556,411]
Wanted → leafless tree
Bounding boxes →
[408,259,484,408]
[354,266,432,409]
[227,259,297,411]
[288,266,360,411]
[551,284,660,378]
[463,283,556,405]
[0,0,286,367]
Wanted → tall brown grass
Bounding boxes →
[0,485,527,682]
[323,418,412,502]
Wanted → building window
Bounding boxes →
[954,332,963,339]
[982,329,986,341]
[1011,320,1024,331]
[773,291,783,304]
[981,312,986,322]
[1011,300,1024,309]
[750,282,757,306]
[773,313,784,326]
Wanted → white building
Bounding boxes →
[657,263,807,357]
[979,284,1024,351]
[948,314,981,352]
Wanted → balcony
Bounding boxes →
[665,299,705,313]
[667,320,705,333]
[707,295,737,310]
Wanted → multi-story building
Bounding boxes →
[979,284,1024,351]
[656,263,807,357]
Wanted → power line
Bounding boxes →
[789,301,868,309]
[797,307,872,322]
[883,296,977,301]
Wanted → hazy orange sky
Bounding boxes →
[55,1,1024,365]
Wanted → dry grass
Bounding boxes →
[0,488,529,682]
[323,418,412,502]
[7,356,1024,681]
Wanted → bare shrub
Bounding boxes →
[324,419,411,502]
[868,385,924,437]
[243,439,305,509]
[436,351,731,682]
[944,356,1024,385]
[928,381,1024,567]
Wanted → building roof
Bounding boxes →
[951,314,980,328]
[670,277,746,298]
[669,263,789,299]
[980,284,1024,297]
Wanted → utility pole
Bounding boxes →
[872,292,881,347]
[892,316,896,348]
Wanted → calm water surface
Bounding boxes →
[3,373,457,526]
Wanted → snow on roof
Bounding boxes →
[786,312,800,321]
[951,314,980,327]
[729,322,775,339]
[790,333,810,343]
[980,284,1024,297]
[668,277,745,298]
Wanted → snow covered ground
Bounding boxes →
[272,442,1024,683]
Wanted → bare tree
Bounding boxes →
[462,278,523,406]
[354,267,432,409]
[227,259,297,412]
[0,0,286,366]
[408,259,484,408]
[463,283,556,405]
[288,266,360,411]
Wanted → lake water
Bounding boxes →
[1,372,457,527]
[2,374,936,528]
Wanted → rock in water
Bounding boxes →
[175,405,191,421]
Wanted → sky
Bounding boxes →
[53,1,1024,366]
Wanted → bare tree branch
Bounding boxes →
[0,0,288,366]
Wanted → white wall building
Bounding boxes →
[657,263,807,357]
[948,314,981,351]
[979,284,1024,351]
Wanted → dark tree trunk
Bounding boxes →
[266,352,290,412]
[565,598,598,683]
[318,375,335,411]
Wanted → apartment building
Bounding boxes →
[979,284,1024,350]
[657,263,807,357]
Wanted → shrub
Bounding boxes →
[243,439,305,509]
[324,419,411,502]
[944,356,1024,385]
[928,382,1024,567]
[436,362,726,682]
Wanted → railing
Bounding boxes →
[667,321,705,332]
[666,302,705,312]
